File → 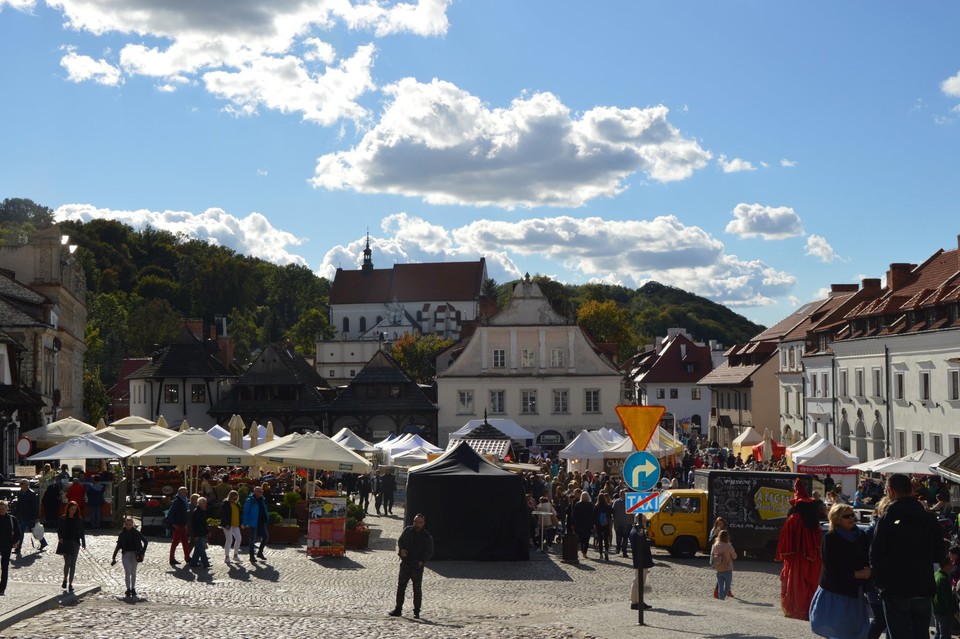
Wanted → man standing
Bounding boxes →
[241,486,269,563]
[188,497,211,568]
[12,480,43,557]
[356,472,371,514]
[0,500,19,595]
[612,490,631,558]
[167,486,190,567]
[630,513,654,610]
[870,473,944,639]
[373,470,383,515]
[389,513,433,619]
[380,470,397,516]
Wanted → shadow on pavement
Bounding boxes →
[310,556,364,571]
[428,560,574,582]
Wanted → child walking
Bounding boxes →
[112,516,148,600]
[710,529,737,601]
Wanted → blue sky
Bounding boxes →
[1,1,958,327]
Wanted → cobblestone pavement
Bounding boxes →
[0,508,819,638]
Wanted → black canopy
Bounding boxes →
[404,441,529,561]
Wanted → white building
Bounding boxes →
[435,276,622,449]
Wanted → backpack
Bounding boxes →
[598,511,609,526]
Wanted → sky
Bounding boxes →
[1,1,958,328]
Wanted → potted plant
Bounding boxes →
[344,498,369,549]
[267,510,301,545]
[206,517,225,545]
[282,491,302,526]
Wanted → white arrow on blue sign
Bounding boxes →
[623,451,661,492]
[625,491,661,514]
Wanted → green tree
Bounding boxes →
[0,197,55,243]
[283,308,334,356]
[391,334,454,384]
[82,368,111,425]
[85,292,130,383]
[227,307,262,367]
[577,299,637,360]
[127,298,181,356]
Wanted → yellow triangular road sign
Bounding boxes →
[615,405,666,451]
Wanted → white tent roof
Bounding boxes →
[22,417,95,444]
[332,428,378,453]
[111,416,156,427]
[787,433,823,455]
[793,439,859,468]
[592,427,627,444]
[558,430,610,460]
[27,433,136,461]
[98,423,177,451]
[849,456,899,472]
[871,449,946,476]
[391,447,431,467]
[375,434,400,449]
[248,431,371,473]
[401,434,442,453]
[449,418,535,441]
[130,428,252,466]
[732,426,764,447]
[206,424,230,439]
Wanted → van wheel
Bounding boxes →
[671,536,698,559]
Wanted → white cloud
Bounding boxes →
[53,203,308,266]
[717,154,755,173]
[60,51,123,86]
[0,0,36,10]
[942,71,960,97]
[319,213,795,308]
[804,234,837,263]
[41,0,452,124]
[780,158,797,167]
[312,78,712,208]
[725,203,804,240]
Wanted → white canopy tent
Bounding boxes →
[591,427,627,444]
[558,430,610,473]
[871,449,946,476]
[731,426,764,458]
[449,418,535,441]
[792,439,860,497]
[391,448,432,467]
[332,428,377,453]
[27,433,136,461]
[785,433,825,464]
[22,417,95,445]
[248,432,372,474]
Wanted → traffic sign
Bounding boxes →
[15,436,32,457]
[625,491,661,514]
[615,405,666,450]
[623,451,661,492]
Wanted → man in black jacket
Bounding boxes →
[0,500,19,595]
[12,480,43,557]
[389,513,434,619]
[869,473,944,639]
[380,471,397,516]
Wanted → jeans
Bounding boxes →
[121,550,139,591]
[716,570,733,600]
[190,536,209,566]
[865,589,887,639]
[224,527,242,558]
[615,524,630,555]
[248,523,268,557]
[16,518,32,551]
[881,594,932,639]
[395,561,424,613]
[934,613,953,639]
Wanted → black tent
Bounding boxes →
[404,441,529,561]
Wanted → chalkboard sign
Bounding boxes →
[699,470,813,534]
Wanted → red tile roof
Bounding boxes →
[329,259,486,305]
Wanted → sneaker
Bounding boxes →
[233,554,241,561]
[169,558,181,565]
[388,610,401,617]
[131,590,137,599]
[39,539,48,551]
[257,550,265,559]
[125,589,131,598]
[61,580,67,589]
[249,555,257,563]
[413,612,420,619]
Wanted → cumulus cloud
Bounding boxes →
[319,212,794,308]
[53,203,308,266]
[725,203,804,240]
[942,71,960,97]
[60,50,123,86]
[805,234,837,263]
[312,78,712,208]
[780,158,797,167]
[41,0,451,123]
[0,0,36,10]
[717,154,755,173]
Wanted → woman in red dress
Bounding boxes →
[775,478,823,619]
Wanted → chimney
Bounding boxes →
[829,284,859,295]
[861,278,882,292]
[886,263,914,292]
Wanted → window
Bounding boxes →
[919,371,931,401]
[855,369,865,397]
[457,390,474,414]
[521,349,536,368]
[783,388,791,415]
[950,370,960,401]
[389,386,401,398]
[342,317,349,333]
[795,391,800,415]
[359,317,367,332]
[655,388,665,399]
[691,387,701,400]
[164,384,179,403]
[191,384,206,403]
[329,370,335,377]
[871,368,882,397]
[585,389,600,413]
[492,349,506,368]
[838,370,848,397]
[349,369,356,377]
[821,373,829,397]
[914,432,923,452]
[552,390,569,414]
[932,434,942,455]
[893,372,905,400]
[811,375,819,397]
[550,348,565,368]
[896,430,906,456]
[669,388,678,399]
[521,390,537,414]
[953,436,960,455]
[489,390,505,414]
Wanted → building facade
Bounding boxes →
[435,277,622,448]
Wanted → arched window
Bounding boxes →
[359,317,367,332]
[342,317,350,333]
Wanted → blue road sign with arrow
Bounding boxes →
[623,451,661,492]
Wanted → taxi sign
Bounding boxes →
[625,491,661,514]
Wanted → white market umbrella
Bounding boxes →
[229,415,245,449]
[98,418,176,451]
[248,421,260,448]
[265,421,275,443]
[130,428,252,467]
[22,417,95,445]
[872,449,946,476]
[27,433,136,461]
[249,431,371,473]
[111,416,156,427]
[849,456,898,472]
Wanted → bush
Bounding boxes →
[345,498,365,524]
[283,491,302,518]
[268,511,282,526]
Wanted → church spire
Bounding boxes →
[361,230,373,274]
